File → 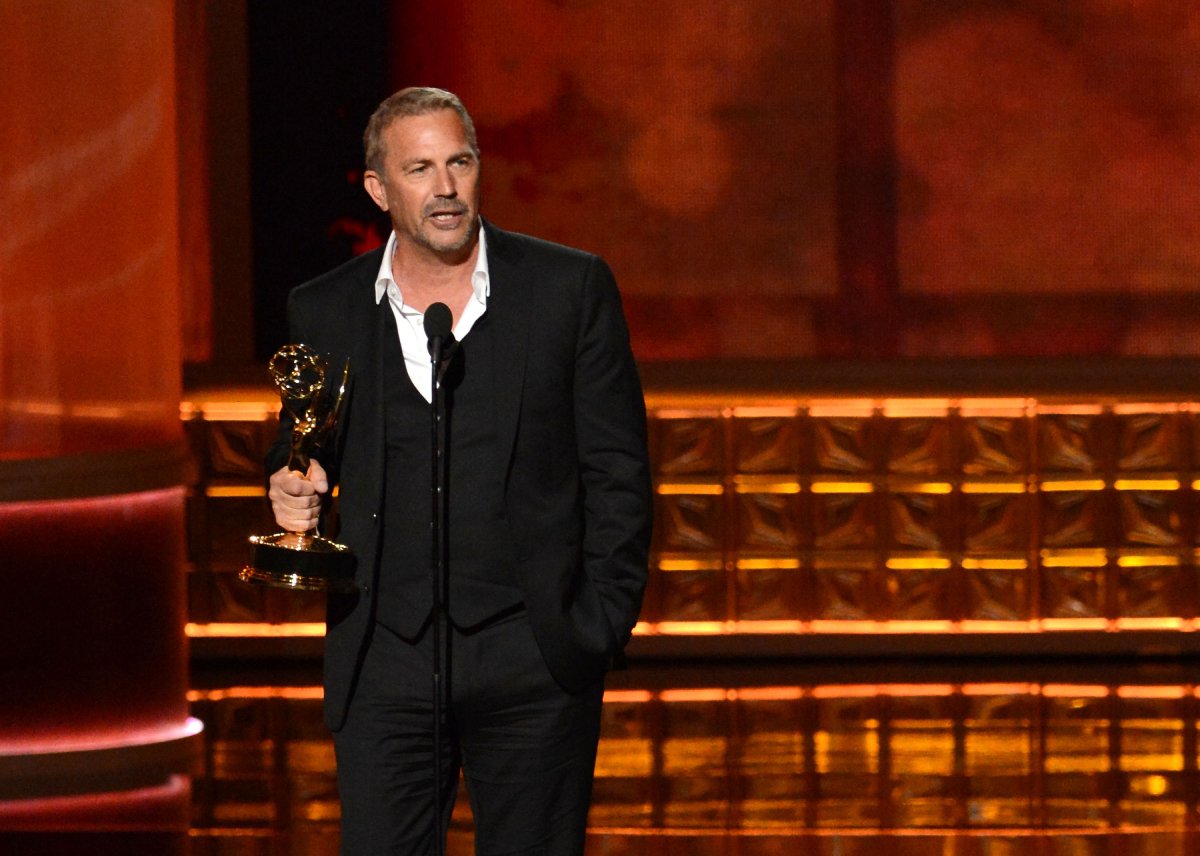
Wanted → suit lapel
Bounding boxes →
[483,223,530,484]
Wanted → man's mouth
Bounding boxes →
[426,205,468,224]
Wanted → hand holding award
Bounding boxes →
[240,345,356,592]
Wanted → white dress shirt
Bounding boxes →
[373,225,490,403]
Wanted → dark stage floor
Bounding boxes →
[9,659,1200,855]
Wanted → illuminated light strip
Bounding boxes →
[179,396,277,421]
[4,400,166,420]
[185,622,326,637]
[958,398,1031,416]
[652,408,722,420]
[809,684,951,698]
[657,559,723,572]
[880,399,952,417]
[1039,618,1110,631]
[1042,684,1110,698]
[807,400,876,417]
[584,827,1200,839]
[811,685,879,698]
[961,482,1027,494]
[890,482,953,495]
[1040,549,1107,568]
[192,406,276,422]
[885,557,951,570]
[1116,554,1181,568]
[959,621,1040,633]
[202,483,335,498]
[602,690,654,704]
[655,483,724,495]
[653,621,726,635]
[735,558,801,571]
[196,409,274,422]
[962,683,1037,696]
[187,686,323,702]
[1114,617,1188,631]
[731,620,805,634]
[732,478,801,494]
[205,485,266,498]
[1040,479,1106,492]
[1112,403,1182,414]
[877,684,955,697]
[1114,479,1181,491]
[810,481,873,494]
[660,688,732,703]
[731,406,800,418]
[876,620,956,633]
[805,620,959,634]
[1116,686,1188,699]
[1037,404,1104,415]
[962,558,1028,570]
[189,616,1200,640]
[735,687,805,701]
[806,620,883,634]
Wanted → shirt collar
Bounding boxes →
[374,222,490,307]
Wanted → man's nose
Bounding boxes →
[433,167,457,198]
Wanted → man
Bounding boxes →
[266,87,652,855]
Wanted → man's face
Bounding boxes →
[364,109,481,260]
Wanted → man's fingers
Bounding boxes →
[307,460,329,494]
[268,465,325,532]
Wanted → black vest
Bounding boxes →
[374,304,523,638]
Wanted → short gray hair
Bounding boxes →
[363,87,479,173]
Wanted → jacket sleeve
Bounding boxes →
[572,255,653,647]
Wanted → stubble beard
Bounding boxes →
[409,213,480,259]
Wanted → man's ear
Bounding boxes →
[364,171,388,211]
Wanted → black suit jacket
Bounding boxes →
[268,222,653,730]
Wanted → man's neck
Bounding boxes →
[390,233,479,317]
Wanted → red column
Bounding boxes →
[0,1,197,830]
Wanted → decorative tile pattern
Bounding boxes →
[965,568,1028,621]
[961,417,1027,476]
[732,415,799,474]
[181,394,1200,633]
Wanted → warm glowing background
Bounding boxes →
[242,0,1200,364]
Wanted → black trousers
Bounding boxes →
[332,609,605,855]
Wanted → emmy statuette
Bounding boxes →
[240,345,356,592]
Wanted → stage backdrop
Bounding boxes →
[243,1,1200,362]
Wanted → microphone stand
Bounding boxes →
[428,317,453,856]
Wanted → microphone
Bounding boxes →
[424,302,455,354]
[423,302,458,364]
